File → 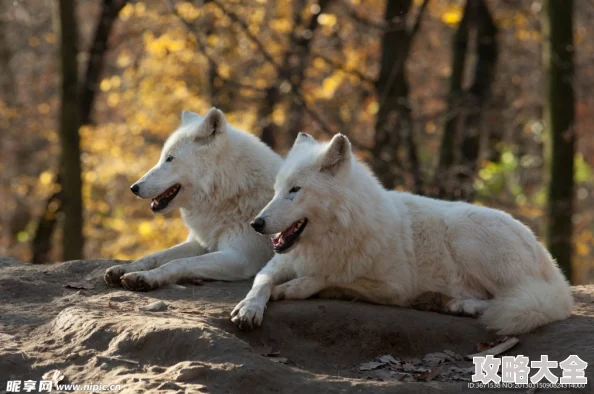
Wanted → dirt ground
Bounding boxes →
[0,256,593,393]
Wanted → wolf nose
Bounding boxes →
[130,184,140,195]
[251,217,265,233]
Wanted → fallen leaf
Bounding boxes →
[42,369,65,385]
[97,355,140,365]
[175,365,209,382]
[444,349,462,360]
[64,282,94,290]
[416,366,443,382]
[466,337,519,360]
[359,361,386,371]
[139,301,168,312]
[423,352,448,366]
[377,354,399,364]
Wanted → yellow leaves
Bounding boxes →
[313,57,327,70]
[43,33,56,44]
[576,242,590,257]
[271,19,293,34]
[576,231,593,257]
[38,103,51,114]
[272,106,286,126]
[139,221,152,237]
[117,52,133,68]
[176,2,201,22]
[107,93,120,108]
[516,30,540,41]
[134,2,146,17]
[317,13,337,27]
[441,5,463,27]
[39,171,54,186]
[367,100,379,115]
[147,33,187,56]
[119,3,134,21]
[83,171,97,183]
[28,36,40,47]
[314,71,345,99]
[218,64,232,79]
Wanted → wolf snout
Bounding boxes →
[251,217,266,233]
[130,183,140,196]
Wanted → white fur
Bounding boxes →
[105,108,282,291]
[231,133,573,334]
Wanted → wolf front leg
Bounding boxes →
[231,257,295,330]
[104,236,205,287]
[270,276,328,301]
[334,277,411,306]
[119,248,253,292]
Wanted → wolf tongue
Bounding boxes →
[281,222,297,237]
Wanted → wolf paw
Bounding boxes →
[230,299,264,330]
[445,299,490,317]
[104,265,128,286]
[120,272,159,292]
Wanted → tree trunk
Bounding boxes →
[371,0,413,190]
[258,86,279,149]
[80,0,128,125]
[455,0,498,201]
[435,1,470,199]
[33,0,127,263]
[284,0,330,142]
[435,0,497,201]
[256,0,329,149]
[54,0,83,261]
[0,19,16,104]
[542,0,575,281]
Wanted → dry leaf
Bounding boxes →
[423,352,448,366]
[466,337,519,360]
[377,354,399,364]
[416,366,443,382]
[64,282,94,290]
[359,361,385,371]
[139,301,168,312]
[42,369,65,385]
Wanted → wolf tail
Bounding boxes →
[480,246,573,335]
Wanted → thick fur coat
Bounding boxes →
[232,133,573,334]
[105,108,282,291]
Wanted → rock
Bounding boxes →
[1,257,593,394]
[139,300,168,312]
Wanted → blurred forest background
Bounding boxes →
[0,0,592,283]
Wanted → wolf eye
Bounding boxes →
[165,155,174,162]
[289,187,301,193]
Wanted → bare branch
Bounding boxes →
[210,0,336,136]
[312,53,376,86]
[167,0,266,95]
[378,0,430,109]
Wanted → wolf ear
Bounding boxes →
[181,110,203,126]
[292,132,317,148]
[319,134,351,175]
[194,107,226,140]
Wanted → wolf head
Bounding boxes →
[251,132,353,253]
[130,107,228,214]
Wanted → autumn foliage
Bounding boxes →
[1,0,593,283]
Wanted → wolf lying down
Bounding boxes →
[104,108,282,290]
[231,132,573,335]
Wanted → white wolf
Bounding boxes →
[104,108,282,291]
[232,132,573,334]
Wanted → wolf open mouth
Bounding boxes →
[272,218,308,253]
[150,184,181,212]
